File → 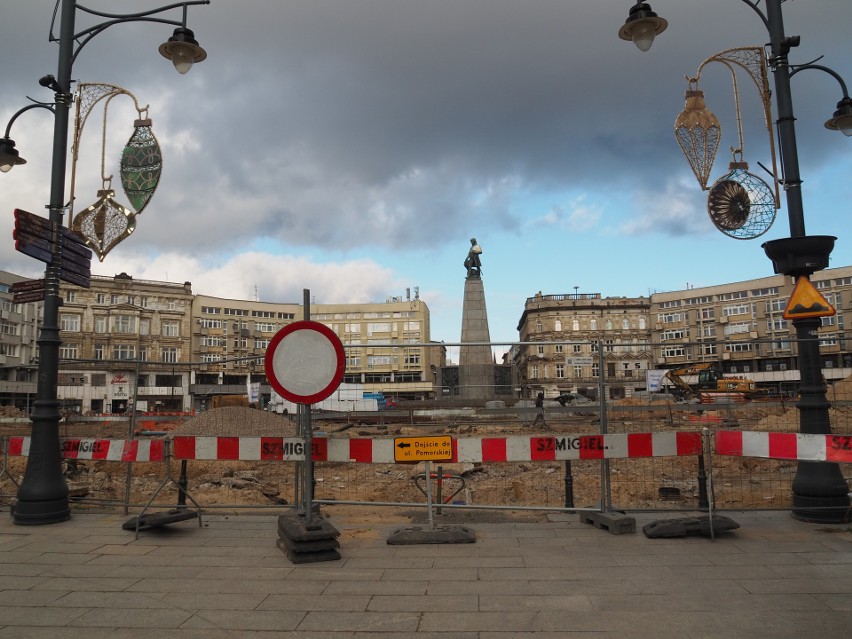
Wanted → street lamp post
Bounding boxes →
[620,1,851,522]
[5,0,209,526]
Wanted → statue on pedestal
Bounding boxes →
[464,237,483,279]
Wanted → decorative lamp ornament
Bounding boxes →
[72,188,137,261]
[707,160,776,240]
[675,80,721,190]
[120,118,162,214]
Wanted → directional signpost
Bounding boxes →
[393,436,453,463]
[12,208,92,288]
[10,278,46,304]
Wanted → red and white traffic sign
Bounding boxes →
[264,320,345,404]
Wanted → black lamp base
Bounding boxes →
[12,498,71,526]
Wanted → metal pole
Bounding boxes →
[761,0,850,522]
[14,0,75,525]
[302,288,315,523]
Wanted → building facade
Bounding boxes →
[649,265,852,392]
[515,292,652,400]
[516,265,852,399]
[0,270,42,411]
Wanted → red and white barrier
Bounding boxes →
[715,430,852,463]
[5,436,165,462]
[6,431,848,464]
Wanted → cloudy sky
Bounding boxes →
[2,1,850,346]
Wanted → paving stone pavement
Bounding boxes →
[0,507,850,638]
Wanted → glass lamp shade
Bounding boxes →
[618,3,668,52]
[158,28,207,75]
[825,97,852,137]
[675,89,721,190]
[0,138,26,172]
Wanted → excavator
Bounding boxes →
[662,362,756,401]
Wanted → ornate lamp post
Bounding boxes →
[4,0,209,525]
[620,1,851,522]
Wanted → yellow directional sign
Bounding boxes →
[394,436,453,462]
[783,276,836,320]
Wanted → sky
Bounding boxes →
[2,1,851,349]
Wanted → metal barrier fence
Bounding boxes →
[1,335,851,519]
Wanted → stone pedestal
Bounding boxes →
[459,276,494,401]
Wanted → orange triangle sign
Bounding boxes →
[783,276,836,319]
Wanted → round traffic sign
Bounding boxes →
[264,320,345,404]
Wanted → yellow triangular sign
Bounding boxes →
[783,276,836,319]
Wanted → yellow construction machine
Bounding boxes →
[663,363,756,401]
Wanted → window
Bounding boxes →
[0,322,18,336]
[113,315,136,334]
[535,320,543,334]
[555,364,565,378]
[94,344,105,360]
[572,319,580,331]
[590,319,598,330]
[724,322,751,336]
[658,312,683,324]
[767,317,788,331]
[200,354,221,363]
[113,344,136,360]
[346,355,361,368]
[726,342,753,353]
[200,318,223,329]
[722,303,750,317]
[139,346,148,362]
[661,346,686,358]
[168,300,176,310]
[718,291,748,301]
[554,319,562,332]
[250,310,274,318]
[201,306,221,314]
[0,343,19,357]
[537,345,545,356]
[659,300,681,309]
[573,365,583,378]
[622,318,630,329]
[95,316,107,333]
[530,365,538,379]
[255,322,275,332]
[403,321,420,331]
[555,344,564,353]
[254,338,270,349]
[140,318,150,336]
[201,336,226,347]
[404,351,421,366]
[96,293,106,304]
[367,322,392,334]
[111,294,119,305]
[60,314,80,331]
[126,296,135,306]
[225,308,247,316]
[233,337,248,348]
[141,296,148,308]
[572,344,582,353]
[59,344,78,358]
[367,355,391,366]
[700,343,717,356]
[64,290,76,303]
[161,347,179,363]
[162,320,179,337]
[700,307,715,320]
[661,329,686,340]
[701,325,716,338]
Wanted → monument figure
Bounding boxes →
[459,236,493,400]
[464,237,482,278]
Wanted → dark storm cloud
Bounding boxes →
[2,0,850,262]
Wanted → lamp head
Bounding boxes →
[159,27,207,74]
[0,137,26,173]
[619,2,668,52]
[825,96,852,137]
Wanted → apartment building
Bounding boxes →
[191,290,435,407]
[516,265,852,399]
[650,265,852,391]
[0,270,42,410]
[515,292,652,400]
